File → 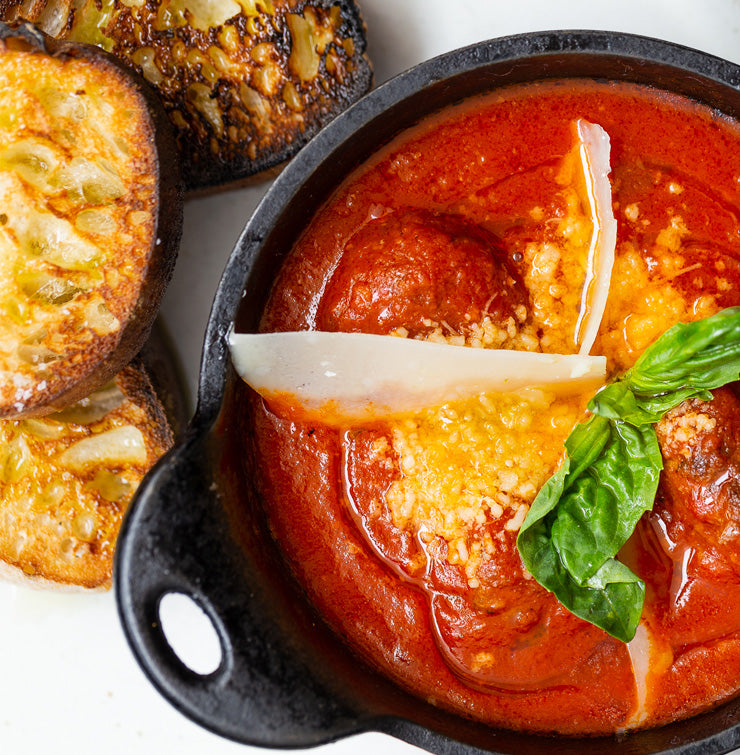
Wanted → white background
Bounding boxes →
[3,1,740,753]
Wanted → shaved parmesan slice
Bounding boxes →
[574,119,617,356]
[229,330,606,425]
[625,622,653,728]
[624,621,675,731]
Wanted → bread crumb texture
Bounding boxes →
[0,364,171,589]
[0,42,157,415]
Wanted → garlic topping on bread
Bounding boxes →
[0,23,181,419]
[0,361,173,589]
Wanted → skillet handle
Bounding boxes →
[114,428,367,748]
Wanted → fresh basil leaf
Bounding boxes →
[621,386,715,425]
[518,307,740,642]
[590,307,740,424]
[518,415,610,553]
[519,452,571,536]
[562,413,611,479]
[588,379,656,425]
[551,420,661,583]
[630,306,740,395]
[518,509,644,643]
[581,559,645,641]
[518,524,645,642]
[637,307,740,415]
[518,417,660,642]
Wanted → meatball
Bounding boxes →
[316,208,527,337]
[656,386,740,551]
[638,386,740,645]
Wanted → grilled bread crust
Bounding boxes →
[0,359,173,590]
[0,0,373,190]
[0,23,182,418]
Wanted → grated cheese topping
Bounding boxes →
[384,388,591,578]
[597,237,719,371]
[381,159,724,583]
[520,120,616,356]
[656,410,717,459]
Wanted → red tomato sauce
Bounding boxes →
[251,80,740,735]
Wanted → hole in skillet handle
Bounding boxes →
[114,434,231,711]
[158,592,223,676]
[113,425,374,748]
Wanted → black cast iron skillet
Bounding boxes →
[115,30,740,755]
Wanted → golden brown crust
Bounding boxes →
[0,0,373,190]
[0,359,173,589]
[0,23,182,418]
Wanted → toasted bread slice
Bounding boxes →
[0,23,182,418]
[0,359,173,590]
[0,1,373,190]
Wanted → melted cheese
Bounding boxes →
[385,388,590,581]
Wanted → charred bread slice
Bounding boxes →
[0,1,373,190]
[0,359,173,590]
[0,23,182,418]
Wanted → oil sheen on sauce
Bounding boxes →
[252,79,740,735]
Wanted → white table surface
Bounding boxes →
[3,1,740,753]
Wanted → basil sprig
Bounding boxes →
[517,306,740,642]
